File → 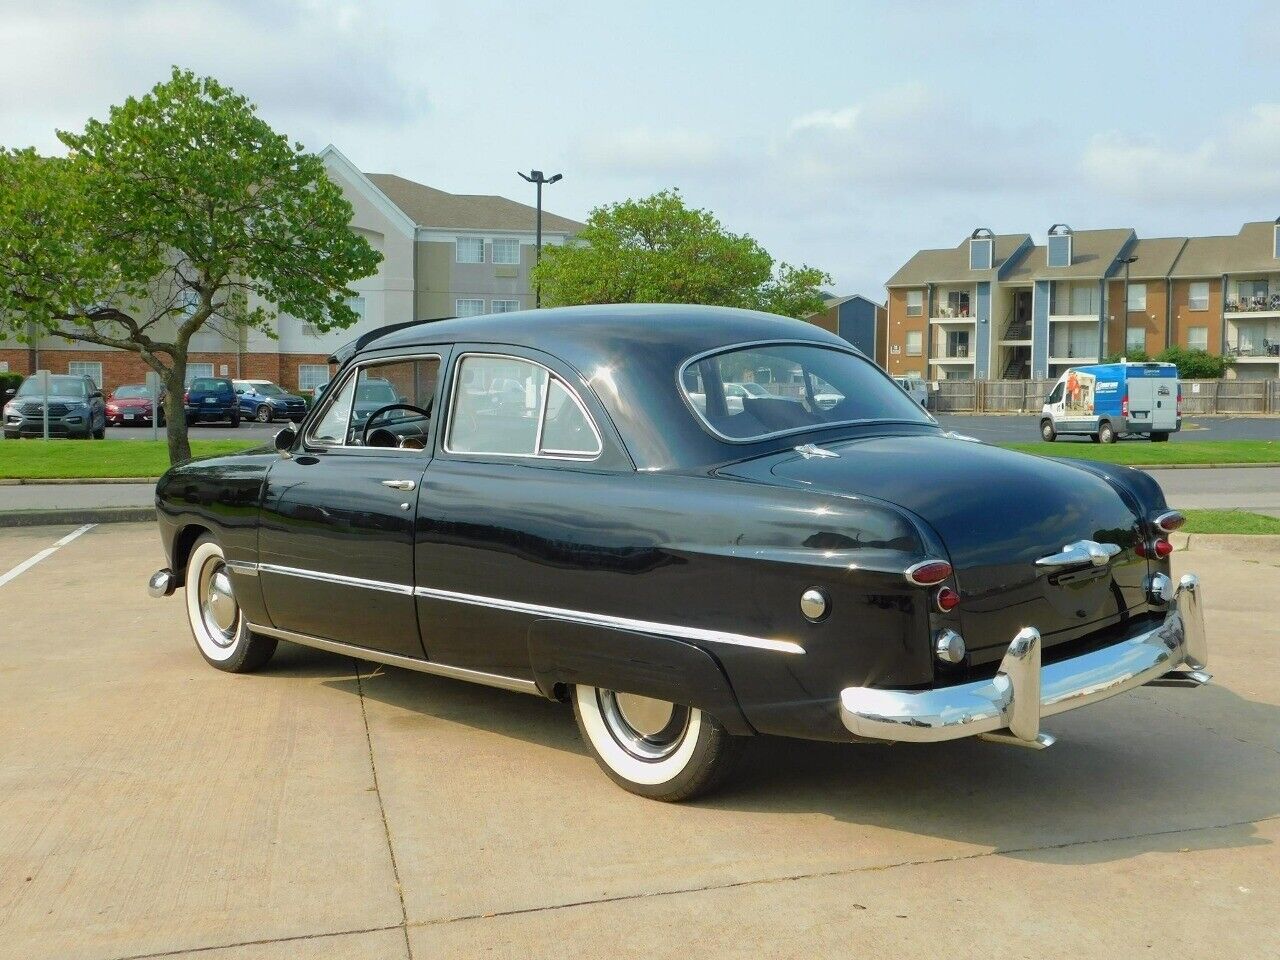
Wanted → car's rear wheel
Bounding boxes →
[572,685,744,801]
[1098,421,1117,444]
[229,412,240,428]
[255,404,272,423]
[184,535,276,673]
[1040,419,1056,442]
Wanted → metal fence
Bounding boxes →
[927,378,1279,414]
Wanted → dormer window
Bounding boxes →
[969,228,994,270]
[1047,224,1072,268]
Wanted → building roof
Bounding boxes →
[1117,237,1188,279]
[885,233,1031,286]
[1169,221,1280,278]
[1002,228,1134,282]
[822,293,885,310]
[365,173,585,234]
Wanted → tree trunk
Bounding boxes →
[162,355,192,465]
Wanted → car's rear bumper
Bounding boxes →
[839,574,1208,746]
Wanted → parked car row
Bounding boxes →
[3,376,309,438]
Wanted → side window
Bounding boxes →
[447,354,601,459]
[308,357,439,447]
[1047,382,1064,404]
[309,373,358,446]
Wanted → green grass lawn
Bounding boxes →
[0,439,261,479]
[1002,439,1280,466]
[1181,509,1280,535]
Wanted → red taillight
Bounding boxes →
[906,560,952,586]
[1177,386,1183,416]
[1154,511,1185,533]
[935,586,960,612]
[1121,391,1129,417]
[1153,537,1174,559]
[183,391,189,402]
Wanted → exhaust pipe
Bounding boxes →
[147,568,176,598]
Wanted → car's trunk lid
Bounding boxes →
[722,433,1150,663]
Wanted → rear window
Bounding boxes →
[190,379,229,392]
[680,343,932,442]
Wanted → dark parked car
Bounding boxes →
[184,377,239,427]
[233,379,307,423]
[147,305,1209,801]
[107,383,166,427]
[3,374,106,439]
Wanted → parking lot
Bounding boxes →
[1,522,1278,959]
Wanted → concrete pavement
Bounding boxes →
[0,522,1277,959]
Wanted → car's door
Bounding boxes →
[414,347,626,677]
[258,350,447,659]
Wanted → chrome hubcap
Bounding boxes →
[200,561,239,646]
[598,690,689,761]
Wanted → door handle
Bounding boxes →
[380,479,416,491]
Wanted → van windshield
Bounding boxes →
[681,343,933,441]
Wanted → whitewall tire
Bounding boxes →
[572,685,744,801]
[184,536,277,673]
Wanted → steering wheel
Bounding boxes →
[361,401,432,447]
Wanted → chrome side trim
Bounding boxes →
[245,561,804,654]
[257,562,413,596]
[413,584,804,654]
[247,622,540,695]
[224,560,259,577]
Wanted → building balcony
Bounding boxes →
[1224,293,1280,318]
[1048,313,1100,322]
[1048,355,1099,365]
[931,353,974,363]
[1226,319,1280,358]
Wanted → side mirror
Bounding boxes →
[274,426,297,452]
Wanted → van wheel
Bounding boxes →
[1040,420,1056,442]
[1098,421,1117,444]
[1151,432,1170,443]
[572,686,744,801]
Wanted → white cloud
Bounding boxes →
[789,107,861,133]
[1083,103,1280,204]
[579,127,731,177]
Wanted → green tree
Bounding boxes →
[1102,346,1233,379]
[531,189,830,319]
[0,68,381,463]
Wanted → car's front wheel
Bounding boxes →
[572,685,744,801]
[184,535,277,672]
[255,404,272,423]
[1040,419,1056,442]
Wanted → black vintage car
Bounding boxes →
[148,305,1209,801]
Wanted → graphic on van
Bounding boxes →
[1063,369,1095,415]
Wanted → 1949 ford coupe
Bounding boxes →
[148,305,1209,801]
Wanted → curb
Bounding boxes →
[1138,463,1279,471]
[1178,532,1280,554]
[0,506,156,528]
[0,477,158,485]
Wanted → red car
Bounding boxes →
[106,383,166,427]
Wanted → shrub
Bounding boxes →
[1154,346,1233,379]
[0,371,24,395]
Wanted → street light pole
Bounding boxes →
[518,170,562,308]
[1117,255,1138,358]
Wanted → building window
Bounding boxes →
[1051,282,1099,316]
[184,363,215,385]
[905,330,923,356]
[491,299,521,313]
[1047,234,1072,268]
[969,238,992,271]
[1188,326,1209,350]
[455,237,485,263]
[1127,283,1147,312]
[491,238,520,265]
[347,295,366,321]
[905,290,923,317]
[179,289,199,317]
[1126,327,1146,353]
[1188,281,1209,311]
[455,299,486,317]
[298,364,330,393]
[68,360,102,387]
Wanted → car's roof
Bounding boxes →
[343,304,890,471]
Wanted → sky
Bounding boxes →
[4,0,1280,297]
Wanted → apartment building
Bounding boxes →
[0,145,583,394]
[885,220,1280,382]
[806,293,887,366]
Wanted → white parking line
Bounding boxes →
[0,524,96,588]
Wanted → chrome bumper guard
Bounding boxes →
[840,574,1209,747]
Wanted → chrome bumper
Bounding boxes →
[840,574,1209,746]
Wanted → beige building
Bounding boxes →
[0,144,583,394]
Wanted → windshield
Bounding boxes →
[356,381,398,403]
[681,343,933,441]
[114,385,151,399]
[17,377,88,398]
[237,381,285,396]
